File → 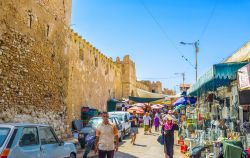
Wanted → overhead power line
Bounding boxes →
[199,0,218,41]
[139,0,196,69]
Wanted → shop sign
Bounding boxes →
[238,64,250,90]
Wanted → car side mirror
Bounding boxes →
[118,124,122,130]
[58,139,64,146]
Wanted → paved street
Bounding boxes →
[77,128,183,158]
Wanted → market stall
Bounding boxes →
[178,62,250,157]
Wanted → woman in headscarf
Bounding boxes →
[161,114,178,158]
[154,113,160,132]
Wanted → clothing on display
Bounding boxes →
[222,106,230,119]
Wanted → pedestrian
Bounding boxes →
[121,104,125,111]
[82,131,95,158]
[143,112,151,135]
[129,111,139,145]
[149,111,154,133]
[162,114,179,158]
[154,114,160,132]
[95,112,119,158]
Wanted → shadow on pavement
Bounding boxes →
[114,151,139,158]
[148,133,160,136]
[87,151,139,158]
[133,144,147,147]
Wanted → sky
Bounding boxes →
[71,0,250,92]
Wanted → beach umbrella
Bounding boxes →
[133,103,146,108]
[151,104,164,109]
[173,97,197,106]
[127,106,144,114]
[173,104,186,112]
[173,97,188,106]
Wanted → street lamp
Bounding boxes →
[180,40,199,81]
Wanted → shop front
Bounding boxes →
[179,62,249,157]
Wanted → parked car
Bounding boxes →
[109,116,123,142]
[71,120,84,147]
[78,116,123,148]
[0,123,77,158]
[108,111,131,136]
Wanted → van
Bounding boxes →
[108,111,131,136]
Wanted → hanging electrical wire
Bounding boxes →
[139,0,196,69]
[199,0,218,41]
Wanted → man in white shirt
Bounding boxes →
[143,112,151,135]
[95,112,119,158]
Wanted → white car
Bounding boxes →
[108,111,131,136]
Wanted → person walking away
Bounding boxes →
[143,112,151,135]
[95,112,119,158]
[121,104,125,111]
[148,111,154,133]
[162,114,179,158]
[129,111,139,145]
[154,114,160,132]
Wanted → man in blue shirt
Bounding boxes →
[129,111,139,145]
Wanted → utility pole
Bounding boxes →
[182,72,185,86]
[180,40,199,81]
[194,41,199,81]
[175,72,185,91]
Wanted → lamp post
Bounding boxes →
[180,41,199,81]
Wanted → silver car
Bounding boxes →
[0,123,77,158]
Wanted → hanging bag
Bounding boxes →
[157,134,164,145]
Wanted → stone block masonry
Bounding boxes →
[0,0,71,137]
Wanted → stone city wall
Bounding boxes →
[66,31,124,121]
[0,0,164,137]
[0,0,71,136]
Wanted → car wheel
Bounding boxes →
[70,153,76,158]
[122,130,126,138]
[119,133,123,142]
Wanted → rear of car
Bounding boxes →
[0,125,15,158]
[79,117,103,148]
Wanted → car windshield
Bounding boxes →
[88,118,112,128]
[0,128,10,147]
[109,114,123,122]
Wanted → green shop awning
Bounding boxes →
[129,96,164,103]
[188,62,249,96]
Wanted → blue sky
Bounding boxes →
[71,0,250,91]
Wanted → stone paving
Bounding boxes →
[77,128,184,158]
